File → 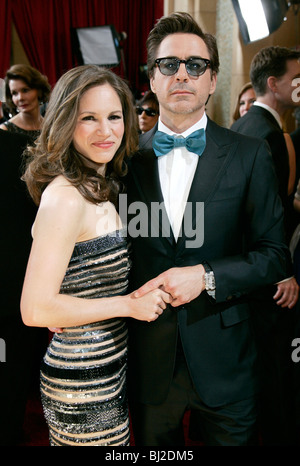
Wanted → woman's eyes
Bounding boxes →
[12,88,30,95]
[82,115,96,121]
[81,114,122,121]
[108,115,122,121]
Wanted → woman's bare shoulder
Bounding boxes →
[32,176,86,239]
[37,176,87,225]
[41,175,84,207]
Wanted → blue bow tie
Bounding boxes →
[152,128,206,157]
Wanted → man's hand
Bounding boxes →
[273,277,299,309]
[134,265,205,307]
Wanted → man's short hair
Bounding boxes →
[146,12,219,78]
[250,46,300,96]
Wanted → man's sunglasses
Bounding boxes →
[136,106,158,117]
[155,57,211,77]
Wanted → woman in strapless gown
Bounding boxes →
[40,228,131,446]
[20,66,170,446]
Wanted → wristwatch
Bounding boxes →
[203,262,216,298]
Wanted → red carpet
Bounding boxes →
[19,390,49,446]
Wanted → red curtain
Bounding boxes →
[11,0,163,93]
[0,0,12,79]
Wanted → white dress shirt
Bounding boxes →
[157,114,207,240]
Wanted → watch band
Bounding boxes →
[203,262,216,297]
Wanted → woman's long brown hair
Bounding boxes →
[23,65,138,206]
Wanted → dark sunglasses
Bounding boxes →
[155,57,211,77]
[136,106,158,117]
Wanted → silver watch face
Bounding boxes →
[205,271,216,291]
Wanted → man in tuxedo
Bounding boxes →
[231,46,300,242]
[125,12,292,446]
[231,46,300,445]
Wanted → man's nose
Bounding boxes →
[176,62,189,81]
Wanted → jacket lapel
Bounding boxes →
[129,149,176,245]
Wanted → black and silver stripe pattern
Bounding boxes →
[40,228,131,446]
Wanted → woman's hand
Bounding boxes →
[48,288,173,332]
[127,288,173,322]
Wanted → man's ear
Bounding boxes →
[150,76,156,94]
[267,76,277,93]
[209,72,217,96]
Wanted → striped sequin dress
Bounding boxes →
[40,228,131,446]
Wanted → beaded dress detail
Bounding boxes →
[40,228,131,446]
[3,121,40,142]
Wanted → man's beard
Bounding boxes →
[161,98,204,115]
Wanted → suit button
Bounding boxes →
[226,295,233,301]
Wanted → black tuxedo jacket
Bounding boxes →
[291,126,300,184]
[125,118,291,408]
[231,105,289,207]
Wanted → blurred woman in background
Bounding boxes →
[232,82,256,122]
[0,64,50,141]
[136,90,159,133]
